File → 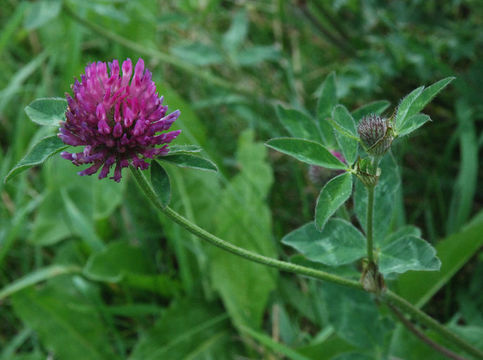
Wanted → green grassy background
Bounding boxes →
[0,0,482,359]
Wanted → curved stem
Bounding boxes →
[384,291,483,359]
[129,166,361,290]
[386,302,466,360]
[366,185,375,263]
[130,166,483,359]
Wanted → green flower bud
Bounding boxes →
[358,115,393,156]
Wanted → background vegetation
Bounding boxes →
[0,0,482,359]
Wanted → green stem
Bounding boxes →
[130,166,483,359]
[386,302,465,360]
[384,291,483,359]
[129,166,360,290]
[366,185,375,263]
[62,5,272,105]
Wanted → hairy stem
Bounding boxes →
[386,302,466,360]
[130,166,483,359]
[383,292,483,359]
[129,166,361,290]
[366,185,375,263]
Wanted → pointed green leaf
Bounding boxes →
[394,86,424,131]
[332,105,357,137]
[265,138,346,170]
[315,173,352,230]
[378,235,441,275]
[151,161,171,207]
[4,135,68,183]
[160,154,218,172]
[335,133,358,166]
[316,72,337,118]
[275,105,321,142]
[282,220,366,266]
[397,114,431,137]
[332,105,358,165]
[24,97,67,126]
[406,77,455,119]
[352,100,391,122]
[168,144,202,154]
[395,77,455,135]
[319,119,337,148]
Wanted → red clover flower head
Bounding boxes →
[59,58,181,182]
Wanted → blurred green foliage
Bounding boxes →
[0,0,482,359]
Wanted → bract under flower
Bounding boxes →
[59,58,181,182]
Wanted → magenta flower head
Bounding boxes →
[59,58,181,182]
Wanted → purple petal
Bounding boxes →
[60,58,181,182]
[79,162,103,176]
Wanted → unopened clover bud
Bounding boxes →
[357,114,393,156]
